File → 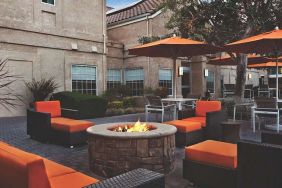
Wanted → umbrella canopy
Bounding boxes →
[129,36,221,97]
[226,29,282,54]
[248,61,282,68]
[129,36,220,58]
[208,54,270,66]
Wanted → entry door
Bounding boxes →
[181,66,191,97]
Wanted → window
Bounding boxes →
[206,70,215,94]
[72,65,97,95]
[107,69,122,89]
[125,69,144,96]
[42,0,55,5]
[159,69,173,95]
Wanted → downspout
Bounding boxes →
[102,0,107,93]
[146,15,151,88]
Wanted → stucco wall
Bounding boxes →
[0,0,106,117]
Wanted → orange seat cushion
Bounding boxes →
[51,118,94,133]
[195,101,221,117]
[43,159,75,178]
[185,140,237,169]
[49,172,99,188]
[35,101,61,118]
[182,117,206,127]
[165,120,202,133]
[0,142,51,188]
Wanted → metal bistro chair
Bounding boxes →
[223,84,235,97]
[244,84,254,99]
[252,97,282,132]
[145,96,176,122]
[258,85,270,97]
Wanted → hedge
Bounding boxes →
[53,91,108,119]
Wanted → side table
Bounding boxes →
[84,168,165,188]
[221,121,242,143]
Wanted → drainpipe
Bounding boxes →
[146,15,151,88]
[102,0,107,93]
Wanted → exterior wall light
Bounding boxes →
[204,68,209,77]
[178,66,184,76]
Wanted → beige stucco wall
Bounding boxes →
[0,0,106,117]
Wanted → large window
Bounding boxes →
[206,70,215,94]
[42,0,55,5]
[72,65,97,95]
[125,69,144,96]
[159,69,173,95]
[107,69,122,89]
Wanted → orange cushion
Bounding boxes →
[165,120,202,133]
[195,101,221,117]
[0,142,51,188]
[35,101,61,118]
[49,172,99,188]
[51,118,94,133]
[182,117,206,127]
[185,140,237,169]
[44,159,75,178]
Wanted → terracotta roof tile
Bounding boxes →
[107,0,162,25]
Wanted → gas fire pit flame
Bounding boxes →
[113,120,149,132]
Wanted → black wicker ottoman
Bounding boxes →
[84,168,165,188]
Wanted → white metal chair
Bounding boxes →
[252,97,282,132]
[145,96,176,122]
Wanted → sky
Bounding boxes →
[107,0,138,9]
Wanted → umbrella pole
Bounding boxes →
[173,58,177,98]
[276,56,279,107]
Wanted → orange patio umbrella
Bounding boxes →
[225,28,282,101]
[208,54,271,66]
[225,27,282,131]
[129,35,221,97]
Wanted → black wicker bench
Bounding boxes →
[84,168,165,188]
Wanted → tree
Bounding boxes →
[161,0,282,101]
[0,58,22,109]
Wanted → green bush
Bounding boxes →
[108,101,124,109]
[123,97,136,108]
[53,91,108,119]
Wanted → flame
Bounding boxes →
[127,120,149,132]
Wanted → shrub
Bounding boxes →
[108,101,123,109]
[154,87,169,98]
[53,91,108,119]
[25,77,59,102]
[123,97,136,108]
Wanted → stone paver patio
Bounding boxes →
[0,113,260,188]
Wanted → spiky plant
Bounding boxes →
[0,58,23,109]
[25,77,59,102]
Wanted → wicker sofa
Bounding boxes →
[0,141,98,188]
[27,101,94,147]
[183,137,282,188]
[166,101,227,147]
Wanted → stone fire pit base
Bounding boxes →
[87,122,176,178]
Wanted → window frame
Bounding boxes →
[107,69,122,90]
[71,64,97,95]
[206,70,216,94]
[41,0,55,6]
[125,68,144,96]
[159,68,173,96]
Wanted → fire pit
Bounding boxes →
[87,121,177,178]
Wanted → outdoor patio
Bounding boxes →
[0,113,260,188]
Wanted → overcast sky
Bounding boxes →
[107,0,138,9]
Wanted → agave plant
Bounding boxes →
[25,77,59,102]
[0,58,23,109]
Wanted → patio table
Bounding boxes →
[161,98,197,111]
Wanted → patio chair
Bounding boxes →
[27,101,94,147]
[145,96,176,122]
[252,97,282,132]
[244,84,253,98]
[223,84,235,97]
[258,84,270,97]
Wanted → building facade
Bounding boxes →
[0,0,106,117]
[0,0,265,117]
